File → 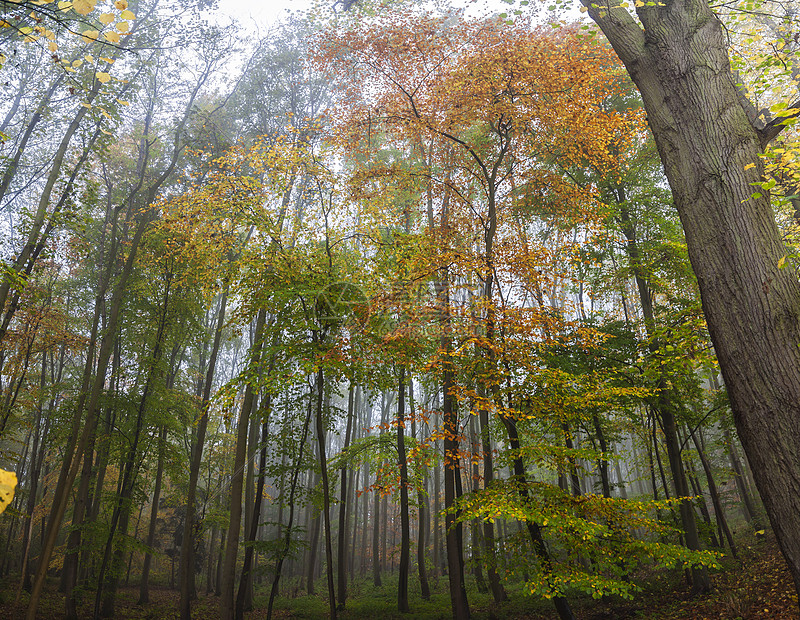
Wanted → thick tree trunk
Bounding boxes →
[584,0,800,598]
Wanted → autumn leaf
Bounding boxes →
[72,0,96,16]
[0,469,17,515]
[96,72,111,84]
[104,31,121,43]
[98,12,114,25]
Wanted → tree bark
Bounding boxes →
[583,0,800,598]
[221,308,267,620]
[396,368,411,613]
[139,425,167,604]
[409,380,431,600]
[180,285,229,620]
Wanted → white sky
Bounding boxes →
[212,0,563,33]
[215,0,313,30]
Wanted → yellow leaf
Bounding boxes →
[72,0,96,16]
[96,71,111,83]
[72,59,82,68]
[104,31,120,43]
[0,469,17,515]
[744,162,756,170]
[778,255,787,269]
[81,29,99,43]
[98,12,114,25]
[48,40,57,52]
[84,54,94,63]
[114,0,127,8]
[57,0,71,10]
[120,9,135,19]
[99,56,114,63]
[116,98,129,106]
[115,21,129,33]
[579,5,588,11]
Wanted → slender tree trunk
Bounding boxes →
[236,395,271,620]
[266,387,315,620]
[618,199,710,592]
[221,309,267,620]
[25,210,154,620]
[690,428,737,557]
[409,381,431,600]
[139,424,167,604]
[336,384,356,610]
[180,285,229,620]
[500,414,575,620]
[396,368,410,612]
[723,426,760,526]
[312,365,337,619]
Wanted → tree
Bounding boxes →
[580,0,800,599]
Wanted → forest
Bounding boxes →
[0,0,799,618]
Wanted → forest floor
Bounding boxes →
[1,534,796,619]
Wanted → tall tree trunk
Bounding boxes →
[617,198,710,592]
[139,425,167,604]
[266,387,315,620]
[409,380,431,600]
[336,384,356,611]
[723,426,760,526]
[499,413,575,620]
[690,428,737,557]
[25,210,154,620]
[583,0,800,598]
[396,368,410,613]
[95,268,175,618]
[313,365,337,620]
[180,285,229,620]
[236,395,271,620]
[221,309,267,620]
[443,337,470,619]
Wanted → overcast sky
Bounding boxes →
[212,0,550,33]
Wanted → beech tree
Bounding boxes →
[579,0,800,598]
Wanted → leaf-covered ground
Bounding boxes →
[1,535,796,619]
